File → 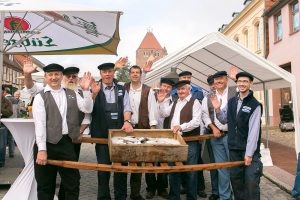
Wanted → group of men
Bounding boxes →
[22,56,263,200]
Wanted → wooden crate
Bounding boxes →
[108,129,188,162]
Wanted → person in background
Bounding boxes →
[13,90,26,118]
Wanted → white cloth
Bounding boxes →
[129,84,157,126]
[159,94,201,133]
[32,85,93,151]
[1,119,37,200]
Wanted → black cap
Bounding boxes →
[178,71,192,77]
[213,71,227,78]
[207,75,214,85]
[236,71,254,81]
[43,63,64,72]
[160,78,174,87]
[174,80,191,88]
[63,67,80,75]
[98,63,115,70]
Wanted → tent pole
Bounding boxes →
[0,11,5,119]
[263,83,270,148]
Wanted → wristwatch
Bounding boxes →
[124,119,132,125]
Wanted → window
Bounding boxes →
[275,13,283,41]
[291,1,299,32]
[244,29,248,47]
[255,23,260,50]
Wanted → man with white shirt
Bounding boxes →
[124,65,159,200]
[157,80,201,200]
[201,71,236,200]
[32,64,93,200]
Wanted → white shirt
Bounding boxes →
[129,84,157,126]
[159,94,201,133]
[156,95,173,129]
[202,87,228,131]
[33,85,93,151]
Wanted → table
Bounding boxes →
[0,118,37,200]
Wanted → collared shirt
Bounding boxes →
[128,84,157,126]
[102,82,132,113]
[156,95,173,129]
[216,94,261,157]
[33,85,93,151]
[159,94,201,133]
[202,87,228,131]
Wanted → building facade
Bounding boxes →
[136,30,167,67]
[264,0,300,124]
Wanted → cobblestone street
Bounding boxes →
[0,141,294,200]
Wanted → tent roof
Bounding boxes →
[144,32,294,91]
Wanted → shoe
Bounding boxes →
[145,191,155,199]
[9,154,14,158]
[130,195,145,200]
[180,188,186,194]
[0,163,4,168]
[209,194,220,200]
[198,190,207,198]
[158,190,169,199]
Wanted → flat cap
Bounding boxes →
[174,80,191,88]
[63,67,80,75]
[207,75,214,85]
[236,71,254,81]
[178,71,192,77]
[213,71,227,78]
[160,78,175,87]
[43,63,64,72]
[98,63,115,70]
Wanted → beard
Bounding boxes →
[63,82,78,91]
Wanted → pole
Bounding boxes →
[0,11,5,119]
[263,83,270,148]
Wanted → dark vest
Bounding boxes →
[78,89,85,125]
[39,88,80,144]
[207,86,237,123]
[90,82,125,138]
[124,82,151,129]
[227,91,262,153]
[168,97,200,137]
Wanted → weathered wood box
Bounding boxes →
[108,129,188,162]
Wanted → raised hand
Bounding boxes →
[143,60,153,73]
[80,72,93,90]
[210,94,222,111]
[23,57,36,75]
[114,57,128,70]
[229,66,238,81]
[91,79,101,99]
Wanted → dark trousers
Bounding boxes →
[58,143,81,200]
[206,139,219,195]
[145,165,168,193]
[169,141,199,200]
[130,171,142,197]
[230,150,262,200]
[34,135,80,200]
[95,144,127,200]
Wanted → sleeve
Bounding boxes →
[158,99,173,118]
[201,96,213,128]
[32,94,47,151]
[180,99,202,132]
[81,113,91,124]
[123,90,132,113]
[25,83,44,97]
[245,106,262,157]
[215,105,228,124]
[148,89,158,126]
[76,90,93,113]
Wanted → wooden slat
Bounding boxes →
[112,162,121,166]
[47,160,245,173]
[160,163,168,167]
[184,134,216,142]
[175,162,184,166]
[129,162,137,167]
[81,137,108,144]
[145,163,153,167]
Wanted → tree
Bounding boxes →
[115,62,130,83]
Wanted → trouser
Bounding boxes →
[146,166,168,193]
[206,139,219,195]
[95,144,127,200]
[34,135,80,200]
[210,135,232,200]
[130,171,142,197]
[58,143,81,200]
[0,127,8,166]
[169,141,199,200]
[7,130,15,156]
[229,150,262,200]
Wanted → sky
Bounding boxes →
[33,0,245,76]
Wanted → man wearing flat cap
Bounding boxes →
[210,71,262,200]
[157,80,201,200]
[90,62,133,200]
[32,63,94,199]
[201,70,237,200]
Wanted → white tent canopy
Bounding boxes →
[145,32,300,154]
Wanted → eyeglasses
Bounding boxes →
[65,74,78,79]
[237,80,250,84]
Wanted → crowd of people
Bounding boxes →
[0,57,263,200]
